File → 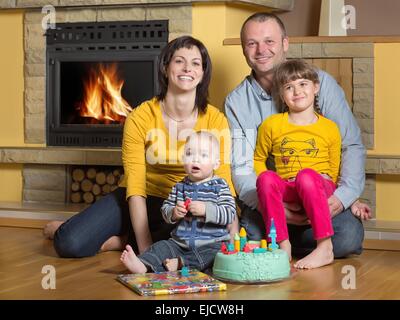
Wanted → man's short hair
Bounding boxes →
[240,12,287,44]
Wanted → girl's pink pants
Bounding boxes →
[256,168,336,242]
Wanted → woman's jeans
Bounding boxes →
[54,188,174,258]
[239,200,364,259]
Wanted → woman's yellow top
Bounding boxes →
[120,97,235,199]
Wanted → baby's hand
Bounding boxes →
[351,200,372,220]
[172,201,187,221]
[188,201,206,217]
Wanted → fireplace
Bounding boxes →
[46,20,168,147]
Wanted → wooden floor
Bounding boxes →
[1,226,400,300]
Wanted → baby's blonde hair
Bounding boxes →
[185,131,220,161]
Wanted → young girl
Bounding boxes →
[254,59,368,270]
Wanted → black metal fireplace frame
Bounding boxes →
[46,20,168,147]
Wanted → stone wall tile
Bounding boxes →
[23,189,65,203]
[287,43,302,58]
[97,7,145,21]
[380,159,400,174]
[322,43,373,57]
[365,159,379,174]
[353,58,374,73]
[24,115,45,143]
[23,164,66,191]
[302,43,322,58]
[353,101,373,119]
[0,0,16,8]
[353,72,374,88]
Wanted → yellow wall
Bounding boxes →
[0,164,23,202]
[0,11,24,202]
[0,11,24,146]
[373,44,400,221]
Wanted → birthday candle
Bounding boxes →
[239,227,247,251]
[234,233,240,251]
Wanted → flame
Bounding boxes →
[77,63,132,124]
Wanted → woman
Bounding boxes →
[43,36,235,258]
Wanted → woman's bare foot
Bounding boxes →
[100,235,127,252]
[278,239,292,261]
[164,258,180,271]
[120,245,147,274]
[294,237,334,269]
[43,220,64,239]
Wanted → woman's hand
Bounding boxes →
[173,201,188,221]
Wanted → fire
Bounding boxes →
[77,63,132,124]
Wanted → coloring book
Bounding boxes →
[116,269,226,296]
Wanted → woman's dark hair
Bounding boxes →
[273,59,321,114]
[156,36,212,114]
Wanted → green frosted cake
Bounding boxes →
[212,249,290,283]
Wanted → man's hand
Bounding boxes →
[328,194,344,217]
[351,199,372,220]
[172,201,187,221]
[188,201,206,217]
[283,202,310,225]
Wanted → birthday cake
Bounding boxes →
[212,222,291,283]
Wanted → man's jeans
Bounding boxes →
[54,188,174,258]
[239,204,364,258]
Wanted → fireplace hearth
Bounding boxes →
[46,20,168,147]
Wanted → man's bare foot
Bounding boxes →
[120,245,147,274]
[278,239,292,261]
[43,220,64,239]
[164,258,180,271]
[100,235,127,252]
[294,237,334,269]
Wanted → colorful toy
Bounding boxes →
[181,266,189,277]
[184,198,191,210]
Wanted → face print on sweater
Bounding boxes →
[279,137,319,172]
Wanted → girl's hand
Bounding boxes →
[172,201,187,221]
[188,201,206,217]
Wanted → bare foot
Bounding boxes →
[43,220,64,239]
[100,235,127,252]
[120,245,147,274]
[164,258,180,271]
[294,237,334,269]
[278,239,292,261]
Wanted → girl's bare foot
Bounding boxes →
[100,235,127,252]
[43,220,64,239]
[120,245,147,274]
[164,258,180,271]
[294,237,334,269]
[278,239,292,261]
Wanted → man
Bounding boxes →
[225,12,369,258]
